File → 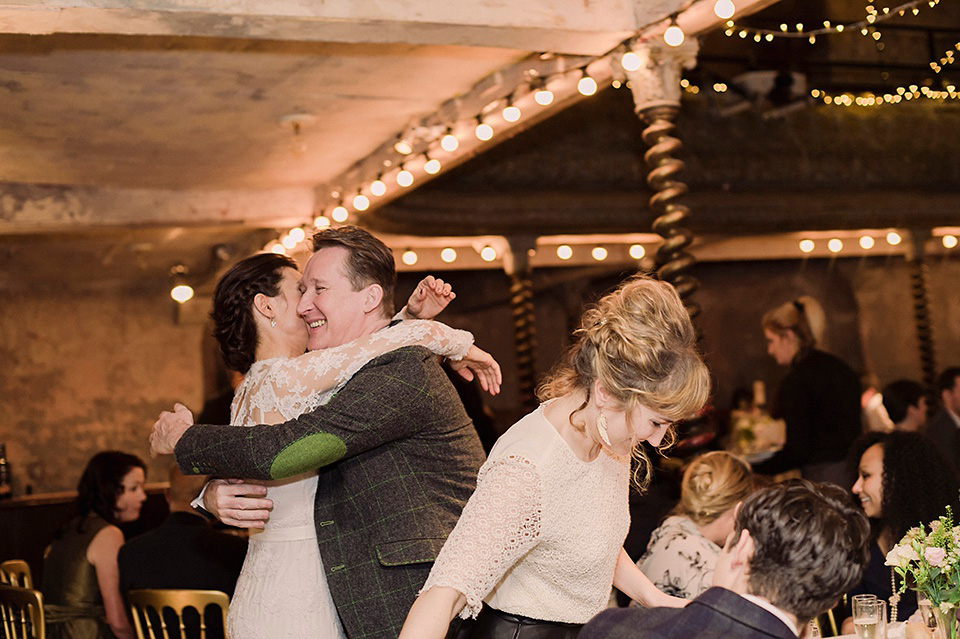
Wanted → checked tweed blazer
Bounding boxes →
[175,346,486,639]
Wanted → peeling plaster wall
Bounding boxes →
[0,291,204,494]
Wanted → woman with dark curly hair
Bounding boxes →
[43,451,147,639]
[842,431,960,628]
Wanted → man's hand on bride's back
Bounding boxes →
[149,403,195,456]
[204,479,273,528]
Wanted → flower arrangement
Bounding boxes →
[886,506,960,639]
[729,409,785,456]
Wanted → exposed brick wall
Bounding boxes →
[0,291,204,494]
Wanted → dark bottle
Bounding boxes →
[0,443,12,499]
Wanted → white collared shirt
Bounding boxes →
[740,593,800,636]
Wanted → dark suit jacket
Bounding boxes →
[175,347,486,639]
[927,409,960,472]
[118,511,247,595]
[755,349,861,477]
[579,588,797,639]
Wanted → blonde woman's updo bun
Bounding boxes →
[679,451,754,526]
[538,275,710,488]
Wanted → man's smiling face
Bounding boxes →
[297,246,376,351]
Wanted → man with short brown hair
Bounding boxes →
[580,480,870,639]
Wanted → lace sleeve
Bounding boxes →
[421,455,542,619]
[261,320,474,405]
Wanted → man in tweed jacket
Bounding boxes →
[154,227,486,639]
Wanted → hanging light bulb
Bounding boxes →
[353,194,370,211]
[423,157,441,174]
[313,215,330,228]
[886,231,903,246]
[171,284,194,304]
[281,233,299,249]
[591,246,608,261]
[664,17,685,47]
[534,82,554,106]
[577,72,598,96]
[502,103,522,122]
[714,0,736,19]
[169,264,194,303]
[480,246,497,262]
[621,51,642,72]
[943,235,958,249]
[799,239,815,253]
[475,118,493,141]
[440,132,459,152]
[401,250,418,266]
[629,244,646,259]
[370,179,387,197]
[393,137,413,155]
[440,248,458,263]
[827,238,843,253]
[331,205,349,223]
[556,245,573,260]
[288,227,306,243]
[396,169,414,187]
[859,236,876,250]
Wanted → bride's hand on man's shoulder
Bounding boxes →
[149,402,195,457]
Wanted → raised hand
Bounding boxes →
[406,276,455,320]
[150,403,195,456]
[449,345,502,396]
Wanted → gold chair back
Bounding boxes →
[0,584,45,639]
[0,560,34,589]
[127,589,230,639]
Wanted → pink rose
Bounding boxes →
[925,547,947,567]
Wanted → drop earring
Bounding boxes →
[270,317,277,328]
[596,411,612,447]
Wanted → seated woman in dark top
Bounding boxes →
[842,431,960,630]
[43,451,146,639]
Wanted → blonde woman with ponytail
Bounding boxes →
[754,296,862,484]
[637,451,755,599]
[399,275,710,639]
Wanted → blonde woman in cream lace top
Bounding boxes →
[399,275,710,639]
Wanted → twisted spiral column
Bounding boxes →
[907,231,937,397]
[504,237,539,411]
[625,40,700,318]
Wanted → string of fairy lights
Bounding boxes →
[151,0,960,304]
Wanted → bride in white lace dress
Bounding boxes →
[206,253,497,639]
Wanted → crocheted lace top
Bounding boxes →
[421,402,630,624]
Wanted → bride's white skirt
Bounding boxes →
[228,532,346,639]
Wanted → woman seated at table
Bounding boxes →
[43,451,147,639]
[842,431,960,630]
[636,451,755,599]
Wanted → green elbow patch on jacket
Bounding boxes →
[270,434,347,479]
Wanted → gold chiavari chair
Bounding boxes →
[0,584,45,639]
[127,589,230,639]
[0,560,34,589]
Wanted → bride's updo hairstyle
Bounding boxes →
[212,252,298,374]
[678,451,754,526]
[537,275,710,488]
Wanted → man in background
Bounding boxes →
[928,367,960,470]
[580,480,870,639]
[119,463,247,596]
